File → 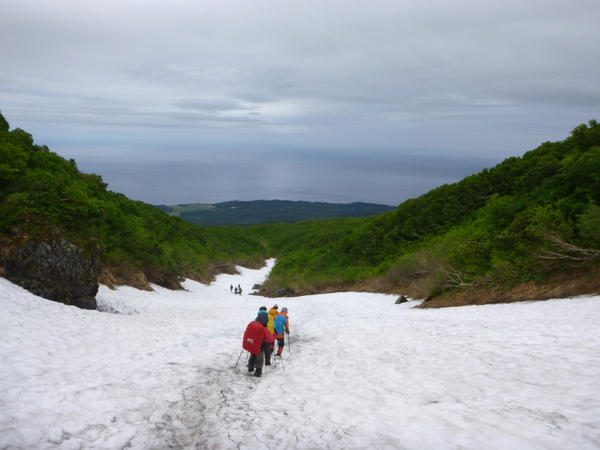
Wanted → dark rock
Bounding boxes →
[3,238,102,309]
[252,284,262,290]
[72,297,99,310]
[395,295,408,304]
[274,288,290,298]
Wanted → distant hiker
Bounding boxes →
[243,311,276,377]
[230,285,233,293]
[238,285,243,296]
[274,307,290,357]
[234,287,238,295]
[258,306,276,365]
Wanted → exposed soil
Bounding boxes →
[98,259,267,292]
[418,268,600,308]
[97,258,599,310]
[98,267,154,291]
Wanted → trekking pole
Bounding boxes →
[233,349,245,369]
[280,355,285,372]
[288,333,291,356]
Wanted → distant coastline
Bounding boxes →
[154,200,397,226]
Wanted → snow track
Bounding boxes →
[1,260,600,449]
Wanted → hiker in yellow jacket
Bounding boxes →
[268,304,278,318]
[258,306,276,365]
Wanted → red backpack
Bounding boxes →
[243,321,265,354]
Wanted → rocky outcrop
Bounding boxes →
[395,295,408,304]
[3,238,102,309]
[274,287,292,298]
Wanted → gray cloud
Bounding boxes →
[1,0,599,205]
[173,99,256,113]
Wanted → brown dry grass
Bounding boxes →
[143,267,185,290]
[98,267,154,291]
[98,258,268,292]
[258,266,600,309]
[237,258,268,270]
[418,268,600,308]
[96,256,599,308]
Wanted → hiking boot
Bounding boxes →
[247,365,254,373]
[254,368,262,377]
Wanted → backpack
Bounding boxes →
[274,313,287,335]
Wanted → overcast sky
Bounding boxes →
[2,0,599,206]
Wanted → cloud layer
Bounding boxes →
[2,0,599,204]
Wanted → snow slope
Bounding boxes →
[1,259,599,449]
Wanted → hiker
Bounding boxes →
[243,310,275,377]
[258,306,276,366]
[238,285,243,296]
[266,305,279,358]
[230,285,233,293]
[274,307,290,357]
[268,304,278,317]
[234,287,238,295]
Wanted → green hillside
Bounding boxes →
[244,120,600,304]
[155,203,213,217]
[2,108,598,307]
[0,111,266,291]
[155,200,397,226]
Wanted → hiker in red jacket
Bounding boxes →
[243,312,276,377]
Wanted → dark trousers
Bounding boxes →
[248,352,264,370]
[262,341,272,365]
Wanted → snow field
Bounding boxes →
[1,259,599,449]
